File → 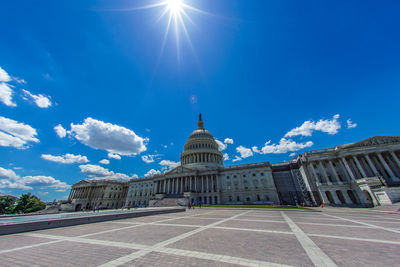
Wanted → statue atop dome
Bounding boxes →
[197,113,204,129]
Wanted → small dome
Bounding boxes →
[181,114,223,168]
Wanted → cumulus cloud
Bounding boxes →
[285,114,341,138]
[54,124,67,138]
[0,167,70,191]
[108,153,121,160]
[160,160,180,171]
[232,156,242,162]
[41,153,89,164]
[99,159,110,165]
[224,138,234,144]
[346,119,357,129]
[144,169,161,177]
[22,89,52,108]
[68,118,147,156]
[0,116,39,149]
[257,138,313,154]
[79,164,135,181]
[289,152,296,157]
[141,154,160,164]
[236,145,253,158]
[215,139,227,151]
[0,67,11,82]
[223,153,230,161]
[0,83,16,107]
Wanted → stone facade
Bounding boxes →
[69,116,400,209]
[69,180,129,210]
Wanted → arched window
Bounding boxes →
[325,191,335,204]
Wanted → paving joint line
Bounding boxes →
[322,213,400,234]
[281,211,337,267]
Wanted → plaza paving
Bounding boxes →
[0,208,399,267]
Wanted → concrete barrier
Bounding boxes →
[0,208,185,235]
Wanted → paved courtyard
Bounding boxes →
[1,208,399,267]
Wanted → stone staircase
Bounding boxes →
[149,197,188,207]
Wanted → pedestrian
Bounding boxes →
[93,205,96,212]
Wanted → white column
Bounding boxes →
[341,157,356,181]
[163,180,166,193]
[318,161,329,183]
[195,176,197,192]
[206,176,209,192]
[390,151,400,169]
[309,162,320,183]
[353,156,367,178]
[211,176,214,192]
[328,160,340,183]
[377,153,398,181]
[201,176,204,192]
[365,154,379,176]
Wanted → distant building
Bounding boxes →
[70,115,400,210]
[69,179,129,211]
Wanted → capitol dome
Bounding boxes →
[181,114,223,168]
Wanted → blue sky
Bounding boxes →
[1,0,400,201]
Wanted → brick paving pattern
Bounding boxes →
[0,208,399,266]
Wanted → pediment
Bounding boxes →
[340,136,400,149]
[165,166,194,175]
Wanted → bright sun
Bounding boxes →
[122,0,207,61]
[166,0,183,14]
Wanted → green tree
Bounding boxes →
[14,193,46,214]
[0,195,17,214]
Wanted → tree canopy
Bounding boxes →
[0,193,46,214]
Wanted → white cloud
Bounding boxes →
[69,118,147,156]
[0,167,70,191]
[144,169,161,177]
[223,153,229,161]
[236,145,253,158]
[346,119,357,129]
[41,153,89,164]
[99,159,110,165]
[54,124,67,138]
[0,83,16,107]
[224,138,234,144]
[141,154,160,163]
[285,114,341,138]
[79,164,135,181]
[258,138,313,154]
[289,152,296,157]
[0,67,11,82]
[252,146,261,153]
[215,139,227,151]
[159,160,180,171]
[22,89,52,108]
[0,116,39,149]
[108,153,121,160]
[12,77,26,84]
[232,156,242,162]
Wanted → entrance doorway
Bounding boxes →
[363,190,374,207]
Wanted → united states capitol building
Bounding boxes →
[69,115,400,210]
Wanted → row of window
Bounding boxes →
[226,172,264,179]
[228,194,270,202]
[186,143,217,150]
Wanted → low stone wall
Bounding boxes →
[0,208,185,235]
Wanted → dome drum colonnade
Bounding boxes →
[180,114,223,168]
